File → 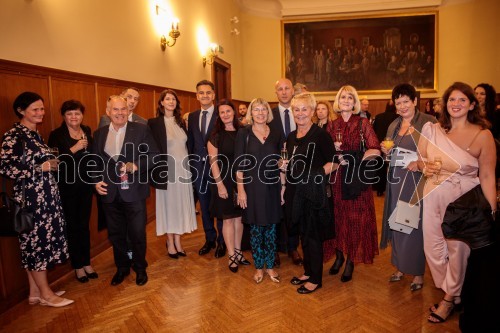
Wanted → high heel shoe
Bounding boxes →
[75,269,89,283]
[266,270,280,283]
[329,253,345,275]
[174,244,187,257]
[235,248,251,265]
[29,291,65,305]
[168,252,179,259]
[297,283,322,294]
[228,253,239,273]
[340,260,354,283]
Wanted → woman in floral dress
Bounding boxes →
[0,92,72,307]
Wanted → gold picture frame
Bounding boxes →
[282,12,437,94]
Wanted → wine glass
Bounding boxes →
[433,156,443,185]
[334,130,343,152]
[280,146,288,161]
[81,132,88,153]
[382,136,394,161]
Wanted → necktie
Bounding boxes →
[284,109,291,137]
[201,110,208,139]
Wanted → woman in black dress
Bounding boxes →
[0,92,73,307]
[208,100,250,273]
[235,98,285,284]
[48,100,97,283]
[282,93,336,294]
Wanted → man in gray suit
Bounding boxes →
[98,87,147,128]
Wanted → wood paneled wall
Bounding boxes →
[0,59,248,313]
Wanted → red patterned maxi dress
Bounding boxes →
[324,115,380,264]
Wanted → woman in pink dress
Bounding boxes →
[417,82,496,323]
[324,85,381,282]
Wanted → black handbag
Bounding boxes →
[442,184,494,249]
[0,139,34,236]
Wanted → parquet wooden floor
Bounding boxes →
[0,194,461,332]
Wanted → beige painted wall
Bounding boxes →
[0,0,498,102]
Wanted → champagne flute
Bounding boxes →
[335,130,343,152]
[433,156,442,185]
[81,132,88,153]
[280,143,288,161]
[382,136,394,161]
[48,147,59,158]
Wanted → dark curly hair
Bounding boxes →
[156,89,185,130]
[440,82,490,132]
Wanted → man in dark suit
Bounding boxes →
[268,78,303,266]
[371,100,398,196]
[98,87,147,128]
[93,95,158,286]
[187,80,225,258]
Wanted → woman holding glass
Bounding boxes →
[379,84,436,291]
[282,93,336,294]
[313,100,337,129]
[235,98,284,284]
[418,82,496,323]
[48,100,97,283]
[0,92,72,307]
[324,85,381,282]
[208,100,250,273]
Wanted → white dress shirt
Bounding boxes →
[198,105,215,135]
[278,104,296,133]
[105,122,127,160]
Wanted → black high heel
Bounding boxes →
[228,254,239,273]
[235,248,251,265]
[329,251,345,275]
[340,259,354,282]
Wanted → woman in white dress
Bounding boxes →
[148,89,197,258]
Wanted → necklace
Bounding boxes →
[69,127,83,140]
[253,125,269,141]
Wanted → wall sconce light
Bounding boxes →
[202,43,219,67]
[229,16,239,24]
[156,5,180,51]
[230,28,240,35]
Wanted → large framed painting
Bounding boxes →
[282,12,437,94]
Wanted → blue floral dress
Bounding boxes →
[0,123,68,271]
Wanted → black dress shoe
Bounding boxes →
[214,242,227,258]
[111,270,130,286]
[75,270,89,283]
[329,257,345,275]
[290,276,309,285]
[136,271,148,286]
[85,272,98,279]
[198,241,216,255]
[177,251,187,257]
[289,250,303,266]
[340,260,354,282]
[297,283,322,294]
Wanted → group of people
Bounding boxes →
[0,78,497,331]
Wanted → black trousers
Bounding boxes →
[301,235,323,285]
[102,195,148,272]
[62,188,92,269]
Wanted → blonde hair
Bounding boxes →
[333,85,361,114]
[313,100,337,123]
[246,98,274,125]
[291,92,317,110]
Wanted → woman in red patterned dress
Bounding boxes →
[324,85,381,282]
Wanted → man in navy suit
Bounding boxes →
[187,80,225,258]
[93,95,158,286]
[269,78,303,266]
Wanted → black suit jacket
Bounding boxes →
[92,122,159,203]
[269,107,286,138]
[187,109,217,160]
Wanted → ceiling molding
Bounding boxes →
[235,0,443,18]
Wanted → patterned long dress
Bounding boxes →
[324,115,380,264]
[0,123,68,271]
